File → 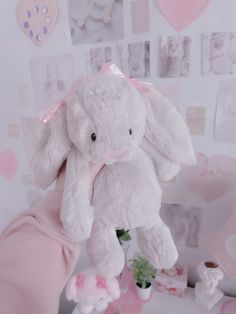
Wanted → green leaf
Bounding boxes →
[129,254,156,287]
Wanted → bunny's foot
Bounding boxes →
[137,218,178,269]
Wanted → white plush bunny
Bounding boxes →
[23,64,196,277]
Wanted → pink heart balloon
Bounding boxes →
[181,153,236,203]
[16,0,58,46]
[156,0,210,31]
[0,150,18,180]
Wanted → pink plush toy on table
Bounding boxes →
[66,268,120,314]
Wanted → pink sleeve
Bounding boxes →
[0,191,80,314]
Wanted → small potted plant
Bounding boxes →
[129,254,156,301]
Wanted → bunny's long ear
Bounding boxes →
[141,87,196,181]
[21,107,71,189]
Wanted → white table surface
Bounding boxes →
[142,287,233,314]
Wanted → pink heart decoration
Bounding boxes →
[156,0,210,31]
[181,153,236,203]
[16,0,58,46]
[0,150,18,180]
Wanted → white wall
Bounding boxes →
[1,2,236,311]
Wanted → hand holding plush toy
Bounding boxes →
[23,63,196,277]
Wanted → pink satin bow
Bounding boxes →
[100,63,152,93]
[40,63,152,123]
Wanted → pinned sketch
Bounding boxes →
[30,54,74,112]
[120,41,150,78]
[67,0,124,44]
[215,79,236,144]
[86,46,112,74]
[159,35,191,78]
[161,203,201,248]
[181,153,236,203]
[131,0,149,34]
[186,106,206,135]
[202,32,236,75]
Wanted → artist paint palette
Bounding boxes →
[16,0,58,46]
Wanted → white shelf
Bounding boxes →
[142,287,234,314]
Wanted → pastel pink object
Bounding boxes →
[221,300,236,314]
[96,275,107,289]
[76,273,86,288]
[155,264,188,297]
[156,0,210,31]
[181,153,236,203]
[16,0,58,46]
[131,0,150,34]
[100,63,152,93]
[0,150,17,180]
[105,268,143,314]
[66,268,120,313]
[0,190,80,314]
[209,207,236,280]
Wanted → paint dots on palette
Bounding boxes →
[24,5,51,42]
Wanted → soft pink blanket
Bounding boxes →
[0,190,80,314]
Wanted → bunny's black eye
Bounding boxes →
[91,133,97,142]
[129,128,132,135]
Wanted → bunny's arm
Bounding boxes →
[60,148,93,242]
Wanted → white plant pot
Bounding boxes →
[135,283,152,301]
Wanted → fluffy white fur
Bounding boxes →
[23,71,196,277]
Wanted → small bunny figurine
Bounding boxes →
[66,268,120,314]
[23,64,196,277]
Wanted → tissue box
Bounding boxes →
[155,265,188,297]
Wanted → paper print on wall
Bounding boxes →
[186,106,206,135]
[30,54,74,112]
[86,46,112,74]
[156,0,210,32]
[210,207,236,280]
[161,181,187,205]
[67,0,124,45]
[159,36,191,78]
[0,150,18,180]
[215,79,236,144]
[202,32,236,75]
[120,41,150,78]
[131,0,149,34]
[181,153,236,203]
[16,0,58,46]
[161,204,201,249]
